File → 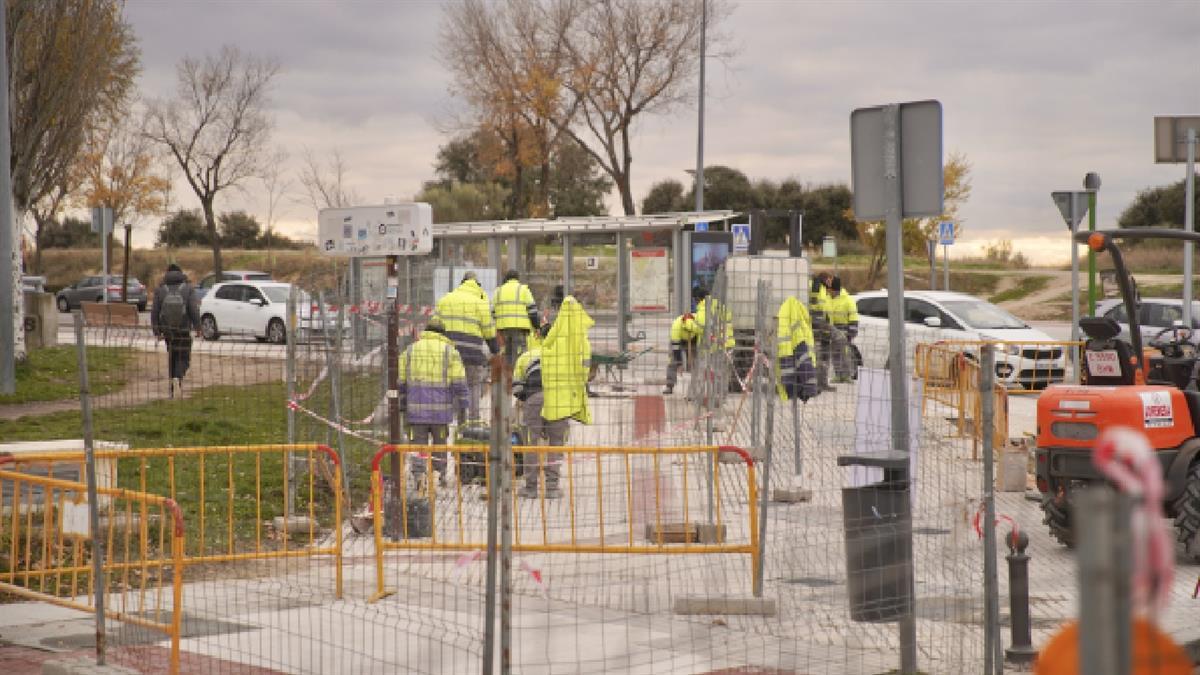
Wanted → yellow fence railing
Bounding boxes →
[0,464,185,674]
[1,444,343,599]
[369,443,759,601]
[930,339,1083,394]
[914,343,1010,456]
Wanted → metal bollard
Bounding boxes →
[1005,528,1037,664]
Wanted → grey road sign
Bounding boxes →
[1052,192,1090,230]
[318,203,432,257]
[850,100,944,220]
[1155,116,1200,163]
[90,206,113,234]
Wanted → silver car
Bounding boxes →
[1096,297,1200,347]
[56,275,148,312]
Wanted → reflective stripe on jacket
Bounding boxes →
[397,330,470,425]
[828,289,859,327]
[493,280,536,331]
[541,296,593,423]
[436,280,496,366]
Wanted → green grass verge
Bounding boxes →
[989,275,1051,304]
[0,346,130,405]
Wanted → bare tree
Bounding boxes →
[260,146,290,269]
[297,147,362,211]
[144,46,279,277]
[442,0,729,215]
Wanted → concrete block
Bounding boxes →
[643,522,726,544]
[273,515,318,540]
[773,488,813,503]
[673,596,777,616]
[43,658,140,675]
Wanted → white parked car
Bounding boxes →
[198,281,343,344]
[854,290,1066,389]
[1096,297,1200,348]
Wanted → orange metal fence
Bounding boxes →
[368,443,759,601]
[2,444,343,598]
[0,466,185,674]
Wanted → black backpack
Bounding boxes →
[159,283,189,331]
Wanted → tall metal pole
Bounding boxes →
[75,312,106,665]
[1184,129,1196,326]
[694,0,706,211]
[1085,173,1101,315]
[1070,199,1081,383]
[881,103,917,674]
[386,254,402,538]
[942,243,949,291]
[981,347,1003,675]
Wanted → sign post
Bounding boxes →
[938,220,955,291]
[317,202,432,544]
[1155,117,1200,325]
[851,99,943,675]
[91,207,113,303]
[1053,191,1091,382]
[822,235,838,275]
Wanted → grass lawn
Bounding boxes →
[0,346,130,405]
[989,275,1051,304]
[0,381,354,555]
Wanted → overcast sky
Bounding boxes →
[123,0,1200,263]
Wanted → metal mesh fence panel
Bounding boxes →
[0,251,1061,674]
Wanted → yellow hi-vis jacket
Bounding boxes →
[670,314,700,343]
[397,329,470,426]
[435,279,496,365]
[809,284,831,321]
[776,295,816,401]
[695,296,735,350]
[541,296,593,423]
[828,289,859,328]
[493,279,537,331]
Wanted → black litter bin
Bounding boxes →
[838,451,913,623]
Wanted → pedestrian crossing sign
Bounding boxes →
[938,220,955,246]
[732,223,751,253]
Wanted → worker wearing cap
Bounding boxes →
[435,271,498,419]
[827,276,858,382]
[663,311,699,395]
[810,272,837,392]
[513,323,565,498]
[397,317,470,491]
[493,270,539,367]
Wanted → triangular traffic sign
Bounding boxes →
[1051,191,1090,230]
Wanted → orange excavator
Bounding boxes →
[1036,229,1200,557]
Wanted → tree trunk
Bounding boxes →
[202,197,224,277]
[32,213,45,274]
[617,173,635,216]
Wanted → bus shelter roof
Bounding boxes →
[431,211,739,240]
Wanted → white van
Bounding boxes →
[854,290,1066,388]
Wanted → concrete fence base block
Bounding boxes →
[43,658,141,675]
[772,487,813,503]
[273,515,318,539]
[673,596,777,616]
[643,522,726,544]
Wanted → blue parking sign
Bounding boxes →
[938,220,955,246]
[695,221,708,232]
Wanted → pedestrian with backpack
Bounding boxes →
[150,263,200,398]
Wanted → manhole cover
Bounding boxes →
[782,577,839,588]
